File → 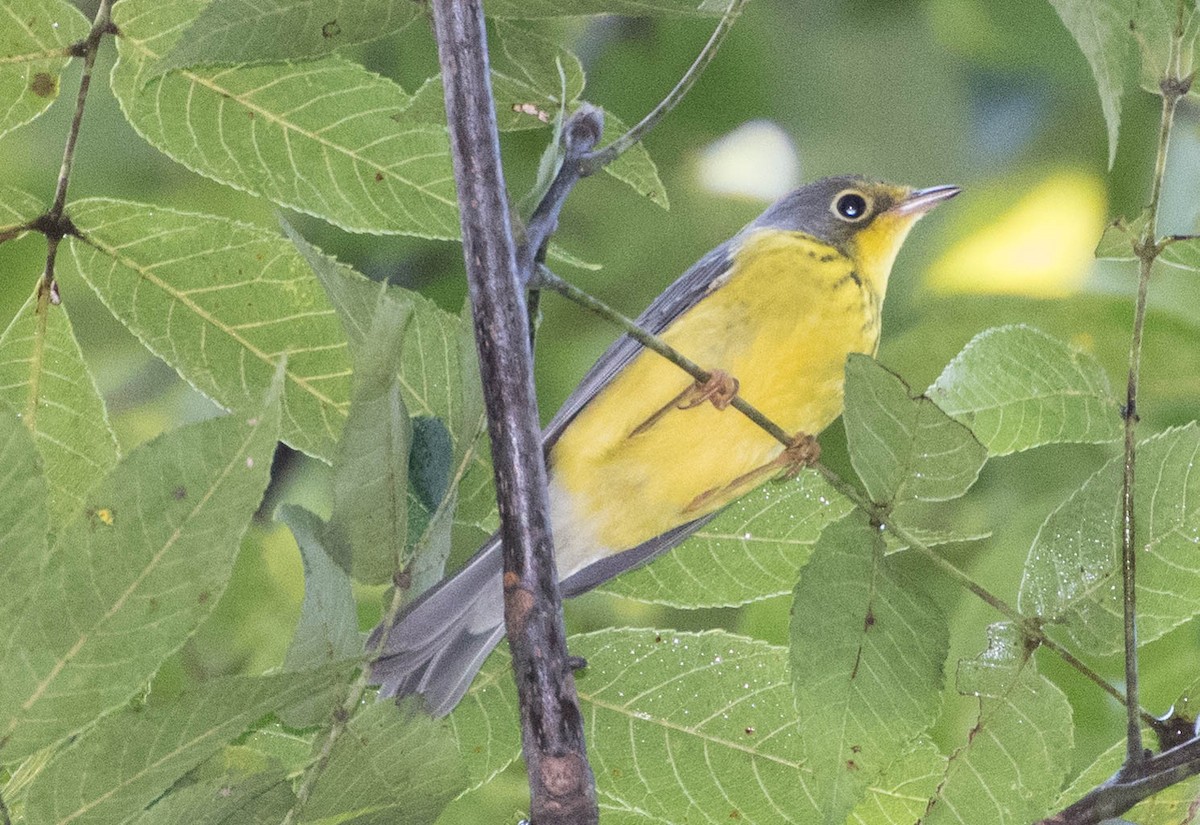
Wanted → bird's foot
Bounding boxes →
[773,432,821,479]
[678,369,740,411]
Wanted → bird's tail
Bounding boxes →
[368,537,506,717]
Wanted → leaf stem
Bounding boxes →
[1118,0,1189,772]
[537,263,1153,723]
[581,0,750,173]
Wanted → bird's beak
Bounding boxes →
[893,185,961,217]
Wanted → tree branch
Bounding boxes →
[429,1,597,822]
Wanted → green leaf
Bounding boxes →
[928,325,1120,456]
[280,506,359,673]
[484,0,726,17]
[447,648,520,791]
[299,701,467,825]
[286,221,494,565]
[600,110,670,208]
[63,199,352,461]
[111,0,459,238]
[0,0,89,139]
[922,623,1073,825]
[790,513,948,824]
[570,628,825,824]
[0,285,120,526]
[1094,212,1146,260]
[1019,423,1200,655]
[600,468,852,607]
[0,400,49,628]
[23,668,344,825]
[1132,0,1200,94]
[493,20,586,104]
[0,378,281,761]
[152,0,422,75]
[330,292,413,584]
[129,771,296,825]
[844,354,986,510]
[847,739,947,825]
[0,183,45,241]
[1046,0,1134,167]
[1159,235,1200,272]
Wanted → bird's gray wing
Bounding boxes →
[541,239,739,448]
[558,511,719,597]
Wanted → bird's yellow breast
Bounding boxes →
[547,229,883,574]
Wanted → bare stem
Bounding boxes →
[581,0,750,173]
[1117,2,1188,772]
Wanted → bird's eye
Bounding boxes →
[833,191,869,221]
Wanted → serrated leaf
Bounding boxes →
[0,183,45,241]
[0,0,89,139]
[1019,423,1200,655]
[0,381,281,761]
[1095,212,1147,261]
[844,354,986,509]
[24,669,343,825]
[130,770,296,825]
[331,292,413,584]
[569,628,824,823]
[1047,0,1134,167]
[0,286,120,526]
[0,400,49,628]
[280,506,359,673]
[928,325,1120,456]
[600,109,670,208]
[484,0,725,17]
[299,701,467,825]
[600,469,852,608]
[153,0,422,75]
[111,0,459,237]
[847,739,947,825]
[63,199,351,461]
[791,513,948,824]
[923,623,1073,825]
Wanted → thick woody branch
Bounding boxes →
[428,1,597,822]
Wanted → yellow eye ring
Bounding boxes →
[832,190,871,222]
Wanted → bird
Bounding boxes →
[369,175,960,716]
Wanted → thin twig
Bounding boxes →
[536,262,1151,722]
[430,0,598,821]
[1117,0,1190,773]
[35,0,114,302]
[582,0,751,172]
